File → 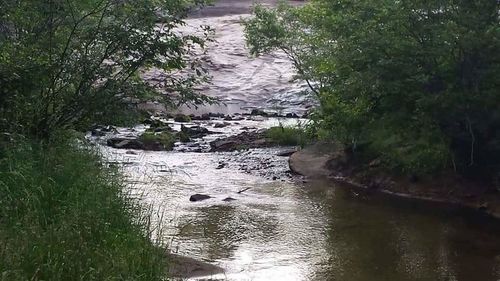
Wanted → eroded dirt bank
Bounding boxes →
[289,143,500,220]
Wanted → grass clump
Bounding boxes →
[0,136,166,281]
[266,125,309,146]
[139,131,176,150]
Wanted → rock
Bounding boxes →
[168,253,224,278]
[250,109,268,116]
[189,194,211,202]
[200,113,211,120]
[210,130,273,152]
[91,129,106,137]
[174,114,191,123]
[91,125,118,136]
[285,112,299,118]
[288,144,334,177]
[125,150,138,155]
[153,126,173,133]
[222,197,237,202]
[224,115,233,121]
[107,138,144,150]
[214,122,229,128]
[216,163,226,169]
[210,140,238,151]
[250,116,265,121]
[277,149,297,157]
[208,112,225,118]
[181,125,210,138]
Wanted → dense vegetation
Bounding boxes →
[0,0,210,279]
[245,0,500,178]
[0,0,211,139]
[0,137,165,280]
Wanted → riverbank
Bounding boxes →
[0,136,169,280]
[289,143,500,220]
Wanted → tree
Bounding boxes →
[245,0,500,176]
[0,0,212,139]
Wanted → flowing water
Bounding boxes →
[95,2,500,280]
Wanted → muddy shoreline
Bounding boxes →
[289,143,500,221]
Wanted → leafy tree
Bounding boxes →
[0,0,212,139]
[245,0,500,176]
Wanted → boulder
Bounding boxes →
[181,125,210,138]
[189,194,211,202]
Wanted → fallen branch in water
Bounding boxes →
[237,187,251,194]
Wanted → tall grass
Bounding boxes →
[266,125,310,147]
[0,135,166,281]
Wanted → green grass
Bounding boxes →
[0,136,166,281]
[266,125,309,146]
[140,131,176,150]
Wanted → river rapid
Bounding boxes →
[95,2,500,280]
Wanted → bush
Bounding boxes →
[0,137,166,280]
[139,131,176,150]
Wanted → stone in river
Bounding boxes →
[189,194,212,202]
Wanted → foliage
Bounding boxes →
[140,131,176,150]
[266,125,310,146]
[245,0,500,176]
[0,0,213,139]
[0,136,166,280]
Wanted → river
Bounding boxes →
[95,1,500,280]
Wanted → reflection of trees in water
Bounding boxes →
[306,186,500,281]
[177,204,279,261]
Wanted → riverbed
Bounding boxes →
[96,1,500,280]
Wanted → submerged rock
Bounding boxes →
[189,194,212,202]
[222,197,237,202]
